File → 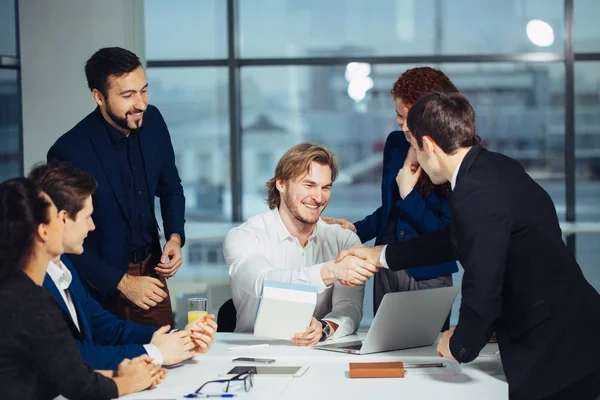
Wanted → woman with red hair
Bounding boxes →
[324,67,459,325]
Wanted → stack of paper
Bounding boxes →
[253,280,317,340]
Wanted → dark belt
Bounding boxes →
[130,245,152,264]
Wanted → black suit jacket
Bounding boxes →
[385,146,600,400]
[0,272,117,400]
[47,105,185,309]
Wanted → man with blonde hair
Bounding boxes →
[223,143,377,345]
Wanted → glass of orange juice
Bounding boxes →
[187,297,208,324]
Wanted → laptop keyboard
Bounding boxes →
[342,343,363,351]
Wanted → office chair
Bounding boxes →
[217,299,237,332]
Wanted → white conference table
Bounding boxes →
[120,332,507,400]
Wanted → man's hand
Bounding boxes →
[396,147,422,200]
[150,325,197,365]
[321,217,357,233]
[437,327,456,360]
[156,234,183,277]
[321,255,379,286]
[184,314,218,354]
[336,245,384,268]
[291,317,322,346]
[117,275,168,310]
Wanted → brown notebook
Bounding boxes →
[349,362,405,378]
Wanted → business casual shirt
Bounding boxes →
[223,208,364,338]
[46,261,163,365]
[104,120,154,251]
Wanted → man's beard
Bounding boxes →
[282,192,323,225]
[106,100,143,131]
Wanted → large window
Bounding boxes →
[145,0,600,326]
[0,0,21,182]
[239,0,564,57]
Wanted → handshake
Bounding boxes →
[320,241,386,288]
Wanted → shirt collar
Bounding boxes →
[46,260,73,291]
[451,157,464,190]
[271,208,318,244]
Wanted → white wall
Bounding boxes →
[19,0,145,172]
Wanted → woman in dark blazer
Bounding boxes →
[0,177,163,400]
[324,67,460,323]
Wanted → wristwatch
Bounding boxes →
[320,320,331,342]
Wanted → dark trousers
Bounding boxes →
[113,250,174,328]
[373,268,453,331]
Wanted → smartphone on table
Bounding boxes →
[232,357,275,364]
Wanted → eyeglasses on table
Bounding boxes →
[184,370,254,398]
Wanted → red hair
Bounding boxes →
[391,67,459,197]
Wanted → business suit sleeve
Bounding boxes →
[385,227,456,271]
[86,291,156,346]
[398,190,450,233]
[323,231,365,338]
[154,110,186,246]
[353,206,383,243]
[449,183,511,363]
[24,299,118,399]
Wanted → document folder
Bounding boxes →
[253,280,317,340]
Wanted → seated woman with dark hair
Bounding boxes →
[0,177,165,400]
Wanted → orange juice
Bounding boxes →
[188,310,208,324]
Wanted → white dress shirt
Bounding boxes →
[223,208,364,339]
[380,157,465,269]
[46,261,80,332]
[46,261,163,365]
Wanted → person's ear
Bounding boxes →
[36,223,49,244]
[422,136,436,156]
[58,210,68,224]
[92,89,105,108]
[275,178,286,194]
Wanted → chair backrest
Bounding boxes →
[217,299,237,332]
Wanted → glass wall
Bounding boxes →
[0,0,21,182]
[144,0,600,327]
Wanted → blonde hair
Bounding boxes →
[265,143,338,210]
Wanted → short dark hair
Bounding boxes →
[0,178,51,281]
[85,47,142,97]
[407,92,478,154]
[28,162,97,220]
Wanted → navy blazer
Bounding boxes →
[47,105,185,308]
[353,131,457,280]
[43,255,157,370]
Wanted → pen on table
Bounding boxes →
[227,343,270,351]
[403,363,445,368]
[198,394,236,398]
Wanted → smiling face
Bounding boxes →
[395,97,412,143]
[94,66,148,133]
[277,162,332,226]
[62,196,95,255]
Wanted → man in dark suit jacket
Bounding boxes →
[339,92,600,400]
[29,162,217,370]
[48,47,185,327]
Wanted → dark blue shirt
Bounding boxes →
[104,121,154,251]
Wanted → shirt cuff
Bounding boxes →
[379,245,390,269]
[311,263,330,293]
[143,344,164,366]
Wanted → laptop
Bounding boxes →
[313,286,460,355]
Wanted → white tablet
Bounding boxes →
[220,365,309,378]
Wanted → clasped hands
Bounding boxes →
[319,245,385,288]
